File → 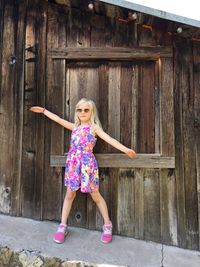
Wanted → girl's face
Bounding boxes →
[76,102,92,124]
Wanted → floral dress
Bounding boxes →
[64,125,99,193]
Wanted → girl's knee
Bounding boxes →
[90,191,101,203]
[65,190,76,201]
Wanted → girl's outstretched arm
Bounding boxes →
[95,126,136,158]
[30,106,74,131]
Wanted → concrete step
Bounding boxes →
[0,214,200,267]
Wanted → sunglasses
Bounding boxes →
[76,108,90,113]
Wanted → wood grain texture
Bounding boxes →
[159,57,177,245]
[193,42,200,250]
[50,154,175,168]
[0,0,15,214]
[43,4,64,221]
[11,0,27,216]
[1,0,200,250]
[48,47,173,60]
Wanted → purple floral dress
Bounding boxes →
[64,125,99,193]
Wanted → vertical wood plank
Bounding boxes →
[108,64,121,234]
[0,0,4,91]
[160,58,175,156]
[137,61,155,153]
[159,57,177,245]
[117,170,135,236]
[43,4,64,220]
[131,64,139,151]
[143,169,161,242]
[108,64,121,143]
[182,46,198,250]
[33,0,47,219]
[193,41,200,250]
[174,41,187,248]
[120,63,133,148]
[154,61,160,154]
[11,0,27,216]
[134,169,144,239]
[21,0,39,218]
[160,170,177,245]
[95,63,110,231]
[118,63,135,236]
[132,66,145,239]
[0,0,16,214]
[174,40,198,249]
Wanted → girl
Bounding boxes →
[30,98,136,244]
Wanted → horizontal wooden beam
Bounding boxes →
[50,154,175,169]
[48,47,172,61]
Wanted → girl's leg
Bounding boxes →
[61,188,76,225]
[53,188,76,243]
[90,189,111,225]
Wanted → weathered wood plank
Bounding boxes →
[49,46,173,60]
[137,61,155,153]
[21,0,41,218]
[120,63,133,148]
[90,13,105,47]
[0,0,4,76]
[160,169,178,245]
[181,42,198,250]
[154,61,160,153]
[160,58,175,156]
[174,41,187,248]
[117,169,135,236]
[50,154,175,168]
[174,40,198,249]
[43,4,64,221]
[33,1,47,219]
[11,0,27,217]
[0,1,15,214]
[143,169,161,242]
[193,41,200,250]
[107,63,121,233]
[131,64,139,151]
[159,57,177,245]
[134,169,144,239]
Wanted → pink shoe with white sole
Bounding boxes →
[101,223,112,244]
[53,224,68,244]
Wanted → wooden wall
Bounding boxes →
[0,0,200,251]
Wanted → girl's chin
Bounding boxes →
[80,119,89,123]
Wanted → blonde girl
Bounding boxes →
[30,98,136,244]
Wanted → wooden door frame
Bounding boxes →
[48,46,175,169]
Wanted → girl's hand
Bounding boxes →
[126,149,136,158]
[30,106,45,113]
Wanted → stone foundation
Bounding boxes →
[0,246,120,267]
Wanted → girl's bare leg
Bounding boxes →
[61,189,76,225]
[90,189,111,225]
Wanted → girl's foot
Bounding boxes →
[101,222,112,244]
[53,223,68,244]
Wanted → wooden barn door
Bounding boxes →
[48,50,175,244]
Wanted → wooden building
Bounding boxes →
[0,0,200,250]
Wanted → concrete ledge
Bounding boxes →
[0,214,200,267]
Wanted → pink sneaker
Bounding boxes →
[101,223,113,244]
[53,224,68,244]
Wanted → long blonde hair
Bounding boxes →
[74,98,102,129]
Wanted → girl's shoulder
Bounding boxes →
[92,124,103,136]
